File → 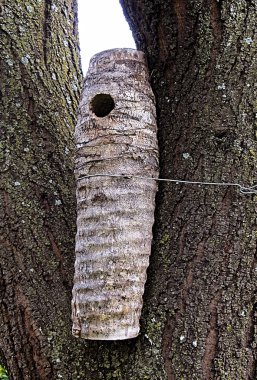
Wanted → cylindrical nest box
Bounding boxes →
[72,48,159,340]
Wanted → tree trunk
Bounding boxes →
[0,1,85,378]
[1,0,256,379]
[119,0,257,379]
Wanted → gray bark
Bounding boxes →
[120,0,257,378]
[0,0,256,379]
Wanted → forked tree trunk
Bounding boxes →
[1,0,256,379]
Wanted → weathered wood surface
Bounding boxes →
[72,48,159,340]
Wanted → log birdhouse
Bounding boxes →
[72,48,159,340]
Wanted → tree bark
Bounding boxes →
[1,0,256,379]
[119,0,257,379]
[0,1,85,378]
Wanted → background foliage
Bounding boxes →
[0,365,8,380]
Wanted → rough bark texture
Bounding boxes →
[1,0,256,379]
[72,49,159,340]
[119,0,257,379]
[0,0,85,378]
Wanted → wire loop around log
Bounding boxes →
[77,174,257,195]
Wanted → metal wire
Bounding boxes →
[77,174,257,195]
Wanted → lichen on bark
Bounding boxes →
[120,0,257,379]
[1,0,257,379]
[0,0,84,378]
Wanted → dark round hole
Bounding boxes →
[90,94,115,117]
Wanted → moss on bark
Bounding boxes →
[1,0,256,379]
[120,0,257,379]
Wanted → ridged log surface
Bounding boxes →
[72,49,159,340]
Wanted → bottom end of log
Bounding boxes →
[72,318,140,340]
[72,328,139,340]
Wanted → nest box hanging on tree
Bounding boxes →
[72,48,159,340]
